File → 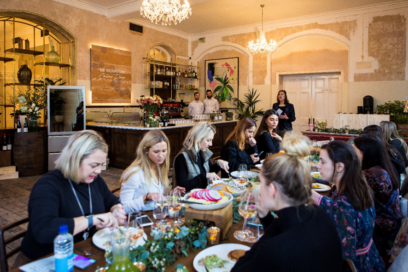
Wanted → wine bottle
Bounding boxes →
[24,117,28,132]
[2,134,7,151]
[17,116,22,133]
[7,134,12,150]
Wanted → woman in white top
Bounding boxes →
[120,130,185,214]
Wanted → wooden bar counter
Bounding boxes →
[302,131,408,143]
[87,121,237,169]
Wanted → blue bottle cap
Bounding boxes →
[59,224,68,234]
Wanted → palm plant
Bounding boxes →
[214,74,234,103]
[233,88,264,122]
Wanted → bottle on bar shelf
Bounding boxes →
[7,134,12,150]
[17,116,22,133]
[24,117,28,132]
[2,133,7,151]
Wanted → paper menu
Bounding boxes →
[19,256,55,272]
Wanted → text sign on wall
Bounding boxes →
[91,45,131,103]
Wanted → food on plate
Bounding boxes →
[227,249,246,261]
[188,189,229,204]
[249,176,260,183]
[199,255,229,269]
[312,172,322,179]
[237,177,247,184]
[210,183,238,194]
[312,184,321,189]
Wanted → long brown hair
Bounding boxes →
[262,133,311,206]
[120,130,170,187]
[276,90,289,105]
[255,109,281,138]
[321,141,373,210]
[225,117,256,151]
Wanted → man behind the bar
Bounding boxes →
[203,89,219,114]
[188,91,204,117]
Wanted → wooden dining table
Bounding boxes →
[10,211,253,272]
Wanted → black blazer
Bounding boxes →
[390,139,408,167]
[220,140,258,178]
[232,205,343,272]
[273,103,296,131]
[256,131,281,159]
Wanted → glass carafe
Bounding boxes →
[106,229,140,272]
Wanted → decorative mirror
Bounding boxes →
[47,86,85,135]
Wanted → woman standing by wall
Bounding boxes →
[272,90,296,132]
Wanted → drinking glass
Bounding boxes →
[169,190,183,227]
[152,194,168,224]
[238,164,247,182]
[245,217,263,243]
[125,211,141,229]
[127,219,144,248]
[265,153,272,158]
[234,191,258,242]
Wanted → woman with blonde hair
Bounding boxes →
[220,117,259,177]
[120,130,185,214]
[232,134,343,271]
[380,121,408,167]
[15,130,126,267]
[174,122,229,191]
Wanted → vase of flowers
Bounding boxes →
[27,103,41,132]
[136,95,163,127]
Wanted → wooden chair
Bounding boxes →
[342,258,357,272]
[111,187,121,194]
[0,217,29,272]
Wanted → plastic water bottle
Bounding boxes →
[54,225,74,272]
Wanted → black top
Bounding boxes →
[220,140,258,178]
[21,170,119,260]
[390,139,408,167]
[272,103,296,131]
[174,152,220,192]
[256,131,281,159]
[232,205,343,272]
[278,106,286,115]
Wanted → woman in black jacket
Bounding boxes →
[380,121,408,168]
[272,90,296,132]
[220,117,259,177]
[173,122,229,191]
[232,134,343,272]
[255,109,282,159]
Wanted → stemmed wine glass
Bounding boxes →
[169,190,183,227]
[152,194,168,225]
[238,164,248,183]
[234,191,258,242]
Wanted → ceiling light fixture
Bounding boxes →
[247,4,278,56]
[140,0,192,26]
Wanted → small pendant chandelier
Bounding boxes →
[140,0,192,26]
[247,5,278,56]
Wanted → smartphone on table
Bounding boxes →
[73,254,95,269]
[137,215,154,227]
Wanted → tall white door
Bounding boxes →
[283,73,341,133]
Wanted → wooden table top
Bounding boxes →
[11,212,252,272]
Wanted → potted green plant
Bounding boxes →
[50,89,66,122]
[213,74,234,104]
[377,100,408,134]
[226,112,233,121]
[233,88,264,122]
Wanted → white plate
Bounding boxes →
[255,164,262,169]
[185,191,233,210]
[207,180,247,196]
[260,159,265,164]
[312,183,331,192]
[92,227,147,250]
[193,243,250,272]
[230,171,260,179]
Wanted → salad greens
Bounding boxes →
[200,255,229,269]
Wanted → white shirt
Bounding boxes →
[120,166,164,214]
[188,100,204,116]
[203,97,219,113]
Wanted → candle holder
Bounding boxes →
[133,262,147,272]
[207,226,221,245]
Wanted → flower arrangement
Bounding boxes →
[105,220,207,272]
[136,95,163,113]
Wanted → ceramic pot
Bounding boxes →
[17,64,32,84]
[45,46,60,63]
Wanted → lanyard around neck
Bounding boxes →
[68,179,92,215]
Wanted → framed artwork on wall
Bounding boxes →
[205,57,239,108]
[90,44,131,103]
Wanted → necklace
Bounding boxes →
[68,179,92,240]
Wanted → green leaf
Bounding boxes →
[226,85,234,93]
[181,249,188,256]
[214,85,222,93]
[193,240,201,248]
[167,241,175,249]
[141,251,150,261]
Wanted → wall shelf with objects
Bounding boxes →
[0,16,74,130]
[144,52,198,102]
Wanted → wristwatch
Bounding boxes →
[86,215,93,229]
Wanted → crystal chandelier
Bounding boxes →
[247,5,278,56]
[140,0,192,26]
